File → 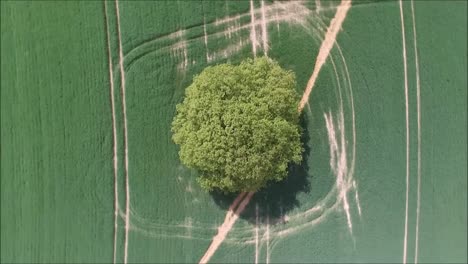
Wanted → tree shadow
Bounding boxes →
[210,114,312,224]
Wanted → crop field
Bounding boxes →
[1,0,466,263]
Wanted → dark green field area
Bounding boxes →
[1,1,466,263]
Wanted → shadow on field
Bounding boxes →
[210,114,312,225]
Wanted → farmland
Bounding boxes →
[1,0,466,263]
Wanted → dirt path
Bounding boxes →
[199,192,254,264]
[223,192,247,224]
[298,0,351,112]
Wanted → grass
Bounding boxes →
[1,1,466,263]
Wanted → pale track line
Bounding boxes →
[334,42,360,219]
[275,196,342,238]
[115,0,131,263]
[328,54,352,234]
[352,180,362,217]
[275,9,280,33]
[250,0,258,57]
[325,106,352,234]
[203,17,209,62]
[117,8,311,74]
[411,0,421,262]
[199,1,352,262]
[266,214,270,264]
[255,203,259,264]
[338,90,353,235]
[103,2,119,263]
[261,0,269,56]
[399,1,410,263]
[335,42,357,190]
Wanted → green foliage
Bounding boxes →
[172,57,303,193]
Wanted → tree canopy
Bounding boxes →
[171,57,303,193]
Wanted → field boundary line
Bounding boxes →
[411,0,422,262]
[399,1,410,263]
[114,0,131,263]
[103,1,119,263]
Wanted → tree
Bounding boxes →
[171,57,303,193]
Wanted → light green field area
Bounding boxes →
[1,1,466,263]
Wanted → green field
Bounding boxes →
[1,0,466,263]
